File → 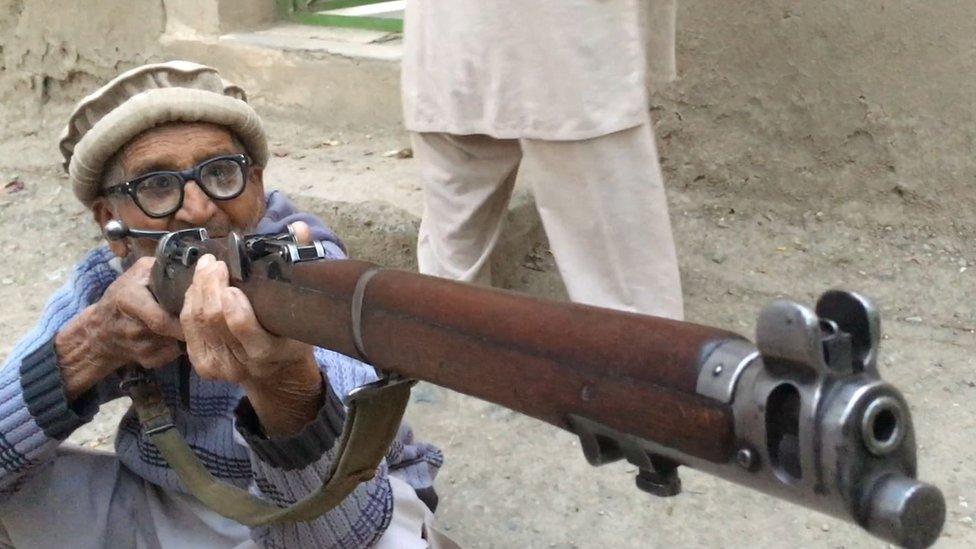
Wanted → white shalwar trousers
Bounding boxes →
[412,123,684,319]
[0,444,455,549]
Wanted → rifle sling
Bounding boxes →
[125,367,414,527]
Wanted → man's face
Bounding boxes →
[92,122,266,259]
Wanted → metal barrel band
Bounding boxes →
[127,365,414,526]
[351,267,382,363]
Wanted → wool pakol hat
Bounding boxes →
[59,60,269,206]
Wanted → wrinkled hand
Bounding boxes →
[179,221,325,437]
[83,256,184,372]
[180,253,314,388]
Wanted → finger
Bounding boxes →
[221,287,276,361]
[120,256,156,287]
[136,339,183,369]
[185,254,251,382]
[190,351,220,381]
[192,254,227,293]
[195,253,216,271]
[289,221,312,245]
[179,275,197,329]
[112,256,182,339]
[188,255,229,329]
[203,328,247,383]
[188,289,249,382]
[181,262,230,379]
[193,254,229,297]
[117,288,183,340]
[180,285,210,369]
[184,326,226,381]
[212,313,250,382]
[128,256,156,278]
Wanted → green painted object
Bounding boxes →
[281,0,404,33]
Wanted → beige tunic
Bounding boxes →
[402,0,654,141]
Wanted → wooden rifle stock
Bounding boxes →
[241,259,741,463]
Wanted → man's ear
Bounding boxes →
[249,166,265,195]
[91,198,127,257]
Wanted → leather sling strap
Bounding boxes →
[122,366,414,527]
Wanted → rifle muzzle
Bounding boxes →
[570,290,946,548]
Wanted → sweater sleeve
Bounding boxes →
[234,358,394,548]
[0,248,120,497]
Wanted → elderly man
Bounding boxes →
[0,61,445,548]
[403,0,684,318]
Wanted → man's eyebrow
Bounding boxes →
[127,159,179,176]
[126,147,244,178]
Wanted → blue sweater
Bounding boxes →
[0,192,442,547]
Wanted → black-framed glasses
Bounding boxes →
[103,154,250,218]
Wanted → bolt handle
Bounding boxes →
[103,220,170,242]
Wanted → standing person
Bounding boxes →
[402,0,685,319]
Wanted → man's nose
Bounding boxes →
[174,181,218,225]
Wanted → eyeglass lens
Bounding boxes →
[134,157,245,216]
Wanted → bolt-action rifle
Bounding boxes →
[105,221,946,548]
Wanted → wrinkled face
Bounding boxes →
[91,122,266,259]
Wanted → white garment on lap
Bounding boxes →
[0,445,445,548]
[412,123,684,319]
[376,475,458,549]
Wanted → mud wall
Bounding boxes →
[656,0,976,212]
[0,0,164,107]
[2,1,976,210]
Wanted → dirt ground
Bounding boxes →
[0,105,973,548]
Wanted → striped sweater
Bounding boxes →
[0,192,443,548]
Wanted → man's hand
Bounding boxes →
[180,253,323,437]
[55,257,183,401]
[180,253,313,386]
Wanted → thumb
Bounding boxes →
[128,256,156,281]
[288,221,312,245]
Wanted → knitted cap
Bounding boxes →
[59,60,269,206]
